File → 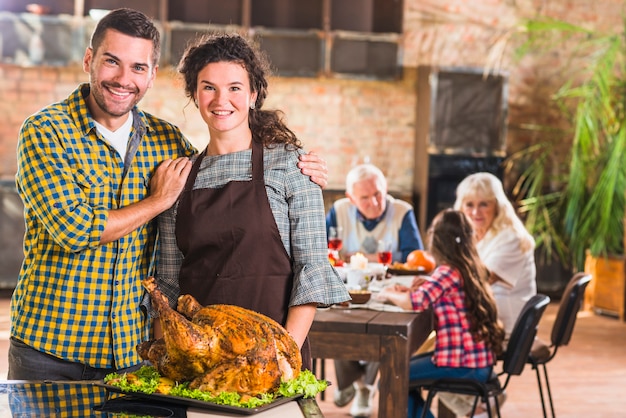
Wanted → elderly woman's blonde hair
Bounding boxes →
[453,172,535,253]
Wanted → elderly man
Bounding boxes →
[327,163,423,264]
[326,163,424,417]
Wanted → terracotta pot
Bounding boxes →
[584,251,626,321]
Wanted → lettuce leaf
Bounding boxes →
[278,369,328,398]
[104,366,328,409]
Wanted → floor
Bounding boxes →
[0,293,625,417]
[313,302,626,417]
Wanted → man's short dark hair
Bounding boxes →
[90,8,161,67]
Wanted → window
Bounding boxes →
[0,0,404,79]
[255,31,323,77]
[169,0,243,25]
[331,35,400,79]
[245,0,403,79]
[252,0,322,30]
[331,0,403,33]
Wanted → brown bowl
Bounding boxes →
[349,290,372,304]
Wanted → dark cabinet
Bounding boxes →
[413,66,509,230]
[419,66,508,155]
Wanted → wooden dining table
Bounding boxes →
[308,306,434,418]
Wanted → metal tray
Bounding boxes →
[95,381,303,416]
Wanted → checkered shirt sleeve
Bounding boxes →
[411,265,496,368]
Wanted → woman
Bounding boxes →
[454,172,537,339]
[153,33,350,370]
[442,172,537,417]
[377,209,505,418]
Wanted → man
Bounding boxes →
[327,163,423,263]
[9,8,327,381]
[326,163,424,417]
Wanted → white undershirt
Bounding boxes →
[94,113,133,161]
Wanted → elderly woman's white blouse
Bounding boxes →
[476,228,537,337]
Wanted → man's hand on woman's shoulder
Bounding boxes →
[298,151,328,189]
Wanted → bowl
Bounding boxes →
[349,290,372,304]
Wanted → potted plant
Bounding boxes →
[510,18,626,318]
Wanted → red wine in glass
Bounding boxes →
[377,251,392,265]
[328,238,343,251]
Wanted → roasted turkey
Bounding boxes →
[138,277,302,397]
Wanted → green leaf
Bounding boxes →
[511,17,626,270]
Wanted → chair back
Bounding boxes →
[551,272,592,347]
[502,294,550,376]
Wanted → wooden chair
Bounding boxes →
[528,273,592,418]
[410,294,551,418]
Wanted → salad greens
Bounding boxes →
[278,368,327,399]
[104,366,328,409]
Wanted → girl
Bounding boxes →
[376,209,504,418]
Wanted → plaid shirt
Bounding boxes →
[7,382,108,417]
[12,84,196,369]
[410,265,495,368]
[155,146,350,311]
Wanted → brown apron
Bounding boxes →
[175,139,311,369]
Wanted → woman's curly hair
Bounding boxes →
[177,33,301,150]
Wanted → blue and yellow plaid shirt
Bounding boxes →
[11,84,196,369]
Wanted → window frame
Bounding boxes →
[0,0,404,80]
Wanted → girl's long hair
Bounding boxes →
[429,209,505,356]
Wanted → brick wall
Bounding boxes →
[1,0,624,196]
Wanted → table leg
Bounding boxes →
[378,333,409,418]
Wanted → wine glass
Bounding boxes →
[328,226,343,265]
[328,226,343,252]
[377,240,392,266]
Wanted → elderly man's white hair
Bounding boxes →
[345,164,387,194]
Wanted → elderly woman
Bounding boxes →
[454,172,537,339]
[440,172,537,418]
